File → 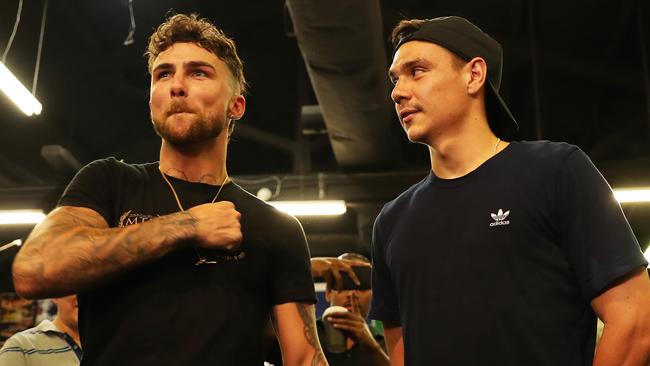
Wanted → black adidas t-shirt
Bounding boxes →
[369,141,647,365]
[58,157,316,366]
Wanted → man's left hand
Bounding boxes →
[325,293,379,350]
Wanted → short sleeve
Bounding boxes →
[0,335,28,365]
[268,214,316,305]
[557,149,647,300]
[58,157,118,223]
[368,212,401,324]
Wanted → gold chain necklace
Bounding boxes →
[159,168,228,265]
[494,137,501,155]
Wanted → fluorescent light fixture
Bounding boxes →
[613,189,650,203]
[0,61,42,116]
[269,200,347,216]
[0,209,46,225]
[644,247,650,269]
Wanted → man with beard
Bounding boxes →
[12,14,326,366]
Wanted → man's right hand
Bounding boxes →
[311,257,366,290]
[187,201,243,251]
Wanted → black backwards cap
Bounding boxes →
[394,16,518,136]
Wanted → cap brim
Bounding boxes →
[486,79,519,138]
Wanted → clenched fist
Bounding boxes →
[187,201,242,251]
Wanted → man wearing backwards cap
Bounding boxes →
[369,16,650,365]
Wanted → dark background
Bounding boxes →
[1,0,649,257]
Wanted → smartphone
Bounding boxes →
[339,265,372,290]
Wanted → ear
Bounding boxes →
[325,288,331,303]
[227,94,246,121]
[467,57,487,96]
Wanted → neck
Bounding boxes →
[53,317,80,347]
[427,115,506,179]
[159,133,229,185]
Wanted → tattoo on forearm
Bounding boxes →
[13,207,198,297]
[296,303,327,366]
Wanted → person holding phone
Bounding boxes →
[311,253,389,366]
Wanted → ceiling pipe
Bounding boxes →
[286,0,399,169]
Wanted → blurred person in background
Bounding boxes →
[313,253,389,366]
[0,295,81,366]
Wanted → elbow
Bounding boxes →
[13,280,42,300]
[12,262,50,300]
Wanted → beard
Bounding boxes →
[151,101,225,147]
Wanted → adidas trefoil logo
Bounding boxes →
[489,209,510,227]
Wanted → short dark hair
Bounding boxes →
[391,19,427,49]
[391,19,466,69]
[145,13,248,94]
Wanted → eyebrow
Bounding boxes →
[388,58,428,81]
[184,61,216,71]
[152,61,216,74]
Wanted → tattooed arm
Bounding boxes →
[273,302,328,366]
[13,202,242,299]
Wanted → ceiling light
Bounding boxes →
[269,200,346,216]
[256,187,273,201]
[613,189,650,203]
[0,210,45,225]
[0,61,42,116]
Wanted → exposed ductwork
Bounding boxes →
[286,0,399,170]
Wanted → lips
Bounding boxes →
[168,102,193,116]
[168,109,192,116]
[399,107,419,123]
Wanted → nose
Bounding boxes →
[390,80,409,105]
[170,73,187,97]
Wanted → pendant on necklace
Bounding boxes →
[195,258,218,266]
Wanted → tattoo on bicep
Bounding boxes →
[296,303,327,366]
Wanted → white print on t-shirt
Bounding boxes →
[118,210,155,227]
[489,209,510,227]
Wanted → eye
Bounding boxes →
[155,70,171,80]
[412,67,425,76]
[192,70,208,77]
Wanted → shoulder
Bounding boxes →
[79,157,154,178]
[0,324,42,349]
[230,183,303,231]
[376,172,431,226]
[506,140,585,179]
[511,140,581,164]
[69,158,158,191]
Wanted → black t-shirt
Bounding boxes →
[369,141,647,365]
[58,157,316,366]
